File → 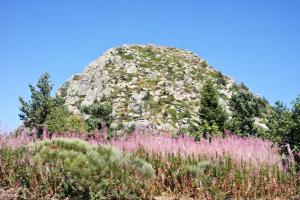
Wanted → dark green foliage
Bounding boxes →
[264,96,300,171]
[199,80,228,137]
[44,105,69,133]
[240,82,249,91]
[82,98,113,132]
[216,71,227,86]
[19,73,64,136]
[290,96,300,151]
[267,101,293,144]
[45,105,86,133]
[228,90,263,136]
[167,65,174,78]
[188,122,201,139]
[268,97,300,152]
[142,90,151,101]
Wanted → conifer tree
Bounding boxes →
[267,101,293,143]
[19,72,63,136]
[290,96,300,151]
[228,90,262,136]
[82,97,113,132]
[199,80,228,138]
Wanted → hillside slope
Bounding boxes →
[58,44,263,132]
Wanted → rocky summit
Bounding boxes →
[58,44,252,133]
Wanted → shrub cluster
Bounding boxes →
[1,130,299,199]
[0,138,154,199]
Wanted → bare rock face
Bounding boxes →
[58,44,239,132]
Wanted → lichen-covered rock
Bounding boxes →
[58,44,244,132]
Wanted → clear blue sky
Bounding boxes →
[0,0,299,129]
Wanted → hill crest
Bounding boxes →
[58,44,250,132]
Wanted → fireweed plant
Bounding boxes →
[0,128,299,199]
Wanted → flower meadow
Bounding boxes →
[110,131,284,169]
[0,128,300,199]
[1,128,285,169]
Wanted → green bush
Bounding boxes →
[268,96,300,152]
[45,105,86,133]
[67,113,86,132]
[44,105,69,132]
[31,138,154,199]
[82,98,113,132]
[228,90,266,136]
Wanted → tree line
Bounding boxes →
[19,73,300,154]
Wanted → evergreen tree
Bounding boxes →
[82,97,113,132]
[267,97,300,159]
[290,96,300,151]
[19,72,63,136]
[267,101,293,144]
[198,80,228,138]
[228,90,262,136]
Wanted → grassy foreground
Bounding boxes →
[0,130,299,199]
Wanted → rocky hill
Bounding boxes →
[58,44,260,133]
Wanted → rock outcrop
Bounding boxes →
[58,44,250,132]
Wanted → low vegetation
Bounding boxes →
[0,129,299,199]
[2,60,299,199]
[0,136,155,199]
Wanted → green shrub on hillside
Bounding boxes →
[68,113,86,132]
[228,90,264,136]
[31,138,154,199]
[44,105,86,133]
[82,98,113,132]
[268,97,300,152]
[44,105,69,132]
[290,96,300,151]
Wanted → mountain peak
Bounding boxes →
[59,44,239,132]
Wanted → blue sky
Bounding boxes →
[0,0,299,129]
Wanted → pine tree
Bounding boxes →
[82,97,113,132]
[199,80,228,138]
[290,96,300,151]
[267,101,293,144]
[19,72,63,136]
[267,97,300,157]
[228,90,262,136]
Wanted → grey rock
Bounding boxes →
[57,44,267,133]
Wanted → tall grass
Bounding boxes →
[1,128,299,199]
[0,128,291,168]
[110,132,284,169]
[0,129,36,149]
